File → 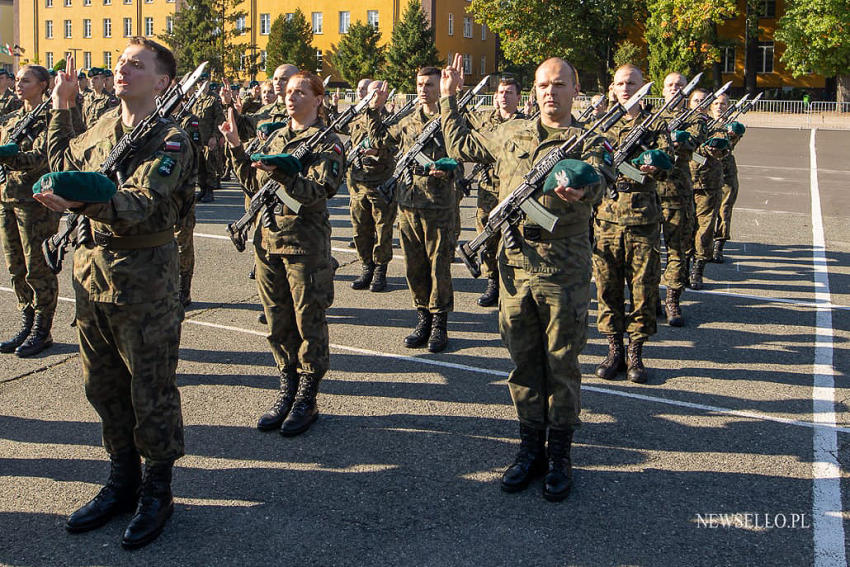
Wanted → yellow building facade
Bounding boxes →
[14,0,497,86]
[1,0,15,73]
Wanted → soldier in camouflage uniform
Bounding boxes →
[175,108,202,307]
[191,79,225,202]
[36,42,195,549]
[240,81,263,114]
[83,68,119,129]
[656,72,705,326]
[688,89,730,289]
[440,56,613,501]
[221,71,344,437]
[0,65,59,358]
[366,67,459,353]
[464,76,525,308]
[594,64,672,385]
[344,79,397,293]
[712,95,744,264]
[0,69,24,117]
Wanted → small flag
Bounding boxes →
[164,141,182,152]
[332,143,343,155]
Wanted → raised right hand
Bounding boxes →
[218,107,241,148]
[52,55,79,110]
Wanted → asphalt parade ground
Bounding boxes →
[1,127,849,566]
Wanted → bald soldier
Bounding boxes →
[440,55,613,501]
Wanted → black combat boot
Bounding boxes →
[712,240,725,263]
[121,462,174,549]
[626,338,648,384]
[369,264,388,292]
[280,373,320,436]
[543,429,573,502]
[179,273,192,308]
[427,312,448,353]
[257,370,299,431]
[1,306,34,353]
[595,334,625,380]
[690,259,706,290]
[477,276,499,307]
[66,448,141,533]
[665,287,684,327]
[248,264,256,280]
[501,424,546,493]
[15,313,53,358]
[258,310,267,324]
[404,309,432,348]
[198,187,215,203]
[351,261,375,290]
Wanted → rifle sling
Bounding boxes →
[92,229,175,250]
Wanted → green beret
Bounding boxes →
[0,143,20,158]
[543,159,600,193]
[631,149,673,171]
[209,82,220,91]
[671,130,693,145]
[249,80,260,87]
[48,69,57,77]
[256,121,287,138]
[428,157,459,172]
[200,73,210,80]
[88,67,104,78]
[704,137,730,150]
[249,153,303,176]
[77,70,86,78]
[726,121,746,137]
[104,69,113,77]
[33,171,117,203]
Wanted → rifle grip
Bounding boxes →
[456,243,481,279]
[77,217,92,247]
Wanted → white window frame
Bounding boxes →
[312,12,323,34]
[45,0,53,7]
[757,41,774,73]
[103,18,111,38]
[123,0,132,4]
[45,20,54,39]
[84,19,92,38]
[339,11,350,34]
[448,13,454,36]
[463,17,472,38]
[46,52,54,68]
[144,17,154,36]
[64,19,72,38]
[83,51,92,69]
[722,46,735,74]
[367,10,379,29]
[103,0,111,5]
[236,15,246,34]
[166,16,173,34]
[103,51,112,68]
[83,0,91,5]
[260,13,270,35]
[480,55,486,75]
[462,53,471,75]
[316,49,323,73]
[64,0,71,6]
[123,17,132,37]
[481,24,486,41]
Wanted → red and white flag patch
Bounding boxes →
[164,141,182,152]
[332,143,343,155]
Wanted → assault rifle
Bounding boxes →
[707,92,748,130]
[575,95,606,123]
[610,73,702,186]
[172,79,209,124]
[714,91,762,130]
[42,61,209,274]
[343,89,398,168]
[225,90,376,252]
[0,99,51,184]
[456,82,653,278]
[666,80,732,134]
[377,74,492,203]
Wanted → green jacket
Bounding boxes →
[228,119,344,256]
[440,95,611,271]
[466,107,525,196]
[83,91,119,130]
[344,109,395,187]
[656,107,704,206]
[0,88,23,118]
[47,108,196,304]
[190,93,225,143]
[0,105,49,203]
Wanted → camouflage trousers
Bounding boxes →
[593,219,661,340]
[714,174,739,242]
[76,293,185,463]
[349,183,397,266]
[398,205,455,314]
[255,245,335,378]
[660,202,693,291]
[175,205,196,282]
[499,233,592,431]
[0,201,60,317]
[693,188,721,260]
[203,145,223,190]
[475,189,500,280]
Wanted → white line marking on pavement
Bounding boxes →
[809,128,846,567]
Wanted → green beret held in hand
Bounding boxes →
[631,149,673,171]
[250,153,303,176]
[726,121,746,137]
[427,157,459,172]
[0,143,20,158]
[543,159,600,193]
[32,171,117,203]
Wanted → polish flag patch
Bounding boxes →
[332,143,343,155]
[602,140,614,153]
[164,141,182,152]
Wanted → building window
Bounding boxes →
[260,13,270,35]
[758,0,776,18]
[45,0,53,7]
[145,0,153,3]
[339,11,350,34]
[481,24,486,41]
[64,19,72,38]
[64,0,71,6]
[103,18,112,38]
[46,52,54,68]
[166,16,173,34]
[463,17,472,38]
[83,51,92,68]
[462,53,471,75]
[285,12,293,21]
[312,12,323,34]
[45,21,54,39]
[446,51,453,65]
[448,13,454,36]
[757,41,774,73]
[480,55,486,75]
[144,17,153,36]
[316,49,323,73]
[239,54,247,71]
[123,17,132,37]
[261,50,267,71]
[103,0,111,5]
[367,10,379,29]
[167,0,174,3]
[236,15,246,34]
[103,51,112,69]
[722,46,735,74]
[123,0,132,4]
[84,0,90,5]
[84,19,92,38]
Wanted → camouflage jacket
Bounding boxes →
[0,104,50,203]
[1,88,23,118]
[47,108,196,304]
[228,119,344,256]
[598,109,669,226]
[466,107,525,195]
[84,91,119,129]
[236,100,288,143]
[367,104,458,210]
[191,93,225,143]
[656,107,705,206]
[440,95,612,271]
[689,114,726,192]
[343,109,395,187]
[240,94,263,115]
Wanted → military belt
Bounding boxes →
[93,229,175,250]
[521,221,588,242]
[614,179,654,194]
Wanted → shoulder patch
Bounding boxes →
[332,143,343,155]
[164,141,182,152]
[331,160,340,178]
[158,154,176,176]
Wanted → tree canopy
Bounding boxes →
[265,10,315,73]
[384,0,441,91]
[329,21,386,87]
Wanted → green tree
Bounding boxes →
[776,0,850,103]
[613,40,647,71]
[53,58,66,72]
[643,0,737,94]
[384,0,440,91]
[329,21,385,86]
[264,10,315,74]
[159,0,248,78]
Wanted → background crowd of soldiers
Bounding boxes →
[0,41,748,549]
